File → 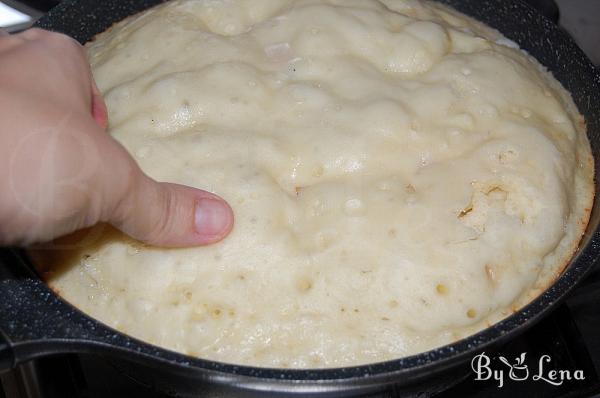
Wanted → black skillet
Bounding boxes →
[1,0,599,396]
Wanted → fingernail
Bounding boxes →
[194,198,231,238]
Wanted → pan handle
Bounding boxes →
[0,248,65,373]
[0,248,176,374]
[0,248,31,373]
[0,326,14,371]
[0,248,117,373]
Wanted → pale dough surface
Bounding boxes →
[39,0,594,368]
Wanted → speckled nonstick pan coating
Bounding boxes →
[0,0,599,396]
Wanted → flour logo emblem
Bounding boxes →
[498,353,529,381]
[471,352,585,388]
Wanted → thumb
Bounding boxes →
[109,170,234,247]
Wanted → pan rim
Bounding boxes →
[24,0,600,389]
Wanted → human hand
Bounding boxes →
[0,29,234,247]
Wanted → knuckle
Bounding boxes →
[51,32,80,50]
[147,184,179,242]
[21,27,44,38]
[20,29,83,57]
[110,170,184,245]
[33,29,81,52]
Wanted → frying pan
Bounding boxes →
[1,0,600,396]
